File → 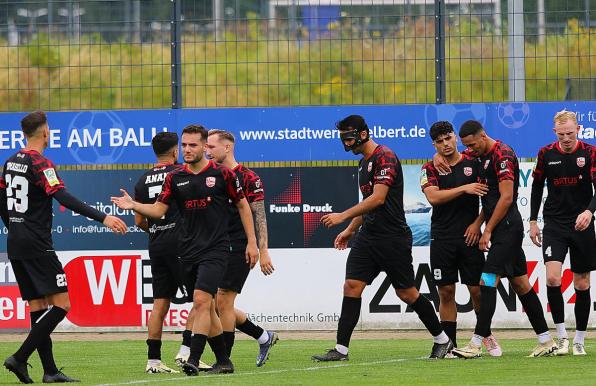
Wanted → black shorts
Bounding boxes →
[219,246,251,294]
[483,220,527,278]
[182,248,229,297]
[10,255,68,301]
[149,252,184,300]
[542,222,596,273]
[430,238,485,286]
[346,232,415,289]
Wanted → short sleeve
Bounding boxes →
[420,162,439,191]
[372,150,397,187]
[30,156,65,195]
[243,169,265,203]
[494,145,516,182]
[223,169,245,204]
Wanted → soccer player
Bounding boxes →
[1,111,128,384]
[530,110,596,356]
[205,129,278,366]
[421,121,502,356]
[134,132,210,373]
[448,120,557,358]
[311,115,453,362]
[111,124,258,375]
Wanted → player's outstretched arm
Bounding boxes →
[111,189,168,220]
[53,189,127,234]
[321,184,389,228]
[236,197,259,268]
[249,200,274,275]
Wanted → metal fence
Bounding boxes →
[0,0,594,111]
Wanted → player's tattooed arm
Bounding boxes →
[250,200,274,275]
[249,200,268,250]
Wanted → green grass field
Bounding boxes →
[1,337,594,385]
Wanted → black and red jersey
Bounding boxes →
[531,141,596,227]
[1,149,65,260]
[157,161,244,261]
[358,144,410,237]
[420,154,480,240]
[134,162,182,256]
[475,140,522,223]
[228,164,264,248]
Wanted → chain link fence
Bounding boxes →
[0,0,594,111]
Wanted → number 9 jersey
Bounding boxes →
[1,149,65,260]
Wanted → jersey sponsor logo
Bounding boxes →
[463,167,472,176]
[206,176,216,187]
[184,197,211,209]
[5,162,28,173]
[176,181,189,187]
[553,176,579,186]
[43,168,60,186]
[577,157,585,167]
[547,161,562,165]
[269,203,333,213]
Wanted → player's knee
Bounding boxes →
[192,293,212,311]
[438,286,455,303]
[215,291,235,313]
[343,280,365,297]
[395,288,418,305]
[573,274,590,291]
[546,274,561,287]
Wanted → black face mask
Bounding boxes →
[340,128,369,152]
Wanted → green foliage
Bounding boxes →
[0,19,594,111]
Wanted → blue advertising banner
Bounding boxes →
[0,101,594,164]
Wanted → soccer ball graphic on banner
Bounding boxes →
[67,111,127,164]
[497,103,531,129]
[424,103,487,129]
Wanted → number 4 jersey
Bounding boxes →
[1,149,65,260]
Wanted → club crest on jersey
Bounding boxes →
[577,157,585,167]
[367,162,373,172]
[463,167,473,176]
[484,160,490,169]
[206,176,216,187]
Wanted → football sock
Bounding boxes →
[146,339,162,360]
[30,309,58,375]
[574,288,591,333]
[223,331,235,357]
[336,296,362,348]
[410,295,444,339]
[473,286,497,338]
[188,334,207,367]
[519,289,549,335]
[440,320,457,347]
[14,307,67,363]
[207,334,230,364]
[237,319,264,341]
[547,285,565,325]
